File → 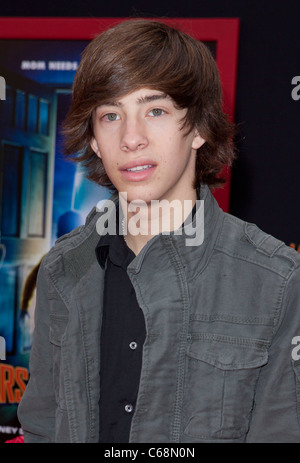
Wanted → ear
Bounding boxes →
[191,129,205,150]
[90,137,102,159]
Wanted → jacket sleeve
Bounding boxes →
[17,260,57,443]
[246,265,300,442]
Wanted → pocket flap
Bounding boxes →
[188,333,269,370]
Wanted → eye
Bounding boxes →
[103,113,120,122]
[148,108,165,117]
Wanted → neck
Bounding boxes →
[119,190,197,255]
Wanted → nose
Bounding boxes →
[120,117,148,152]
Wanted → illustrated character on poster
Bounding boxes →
[20,210,84,324]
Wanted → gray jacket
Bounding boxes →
[18,185,300,443]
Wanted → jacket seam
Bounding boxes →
[75,280,96,442]
[213,246,295,279]
[163,236,191,443]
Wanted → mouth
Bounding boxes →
[125,164,154,172]
[120,161,157,182]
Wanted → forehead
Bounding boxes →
[98,88,172,108]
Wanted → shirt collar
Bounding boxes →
[95,207,136,270]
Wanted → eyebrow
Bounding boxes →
[137,93,169,104]
[101,93,170,108]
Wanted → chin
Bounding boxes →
[119,188,156,206]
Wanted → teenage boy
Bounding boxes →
[18,19,300,443]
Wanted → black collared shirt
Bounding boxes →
[96,227,146,443]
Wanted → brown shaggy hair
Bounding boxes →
[63,19,235,191]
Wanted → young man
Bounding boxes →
[18,19,300,443]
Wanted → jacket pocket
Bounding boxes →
[183,333,268,440]
[49,314,69,410]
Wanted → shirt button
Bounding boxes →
[129,341,138,350]
[125,404,133,413]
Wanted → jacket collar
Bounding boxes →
[126,184,224,280]
[53,185,224,282]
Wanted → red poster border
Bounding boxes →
[0,17,239,211]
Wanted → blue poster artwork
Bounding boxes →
[0,38,110,442]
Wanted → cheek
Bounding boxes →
[100,156,114,173]
[94,140,117,166]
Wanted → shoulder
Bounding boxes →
[215,212,300,279]
[41,193,119,270]
[42,207,101,269]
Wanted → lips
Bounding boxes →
[120,159,157,182]
[120,159,157,171]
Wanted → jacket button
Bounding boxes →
[125,404,133,413]
[129,341,138,350]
